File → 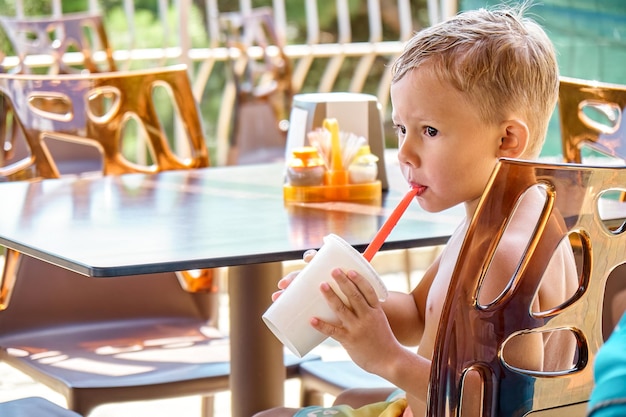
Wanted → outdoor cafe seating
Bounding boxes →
[0,11,116,174]
[1,2,625,416]
[558,75,626,201]
[0,65,315,416]
[0,12,116,75]
[428,158,625,416]
[0,397,83,417]
[220,7,293,166]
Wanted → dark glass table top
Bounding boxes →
[0,163,463,277]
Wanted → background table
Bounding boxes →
[0,162,464,416]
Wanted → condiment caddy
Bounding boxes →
[283,118,382,203]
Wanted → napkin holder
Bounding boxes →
[284,92,388,191]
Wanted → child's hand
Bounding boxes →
[312,268,400,376]
[271,249,317,301]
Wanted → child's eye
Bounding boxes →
[424,126,438,137]
[394,124,406,135]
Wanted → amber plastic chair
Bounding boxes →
[427,158,626,416]
[0,66,316,416]
[220,7,293,165]
[0,397,82,417]
[0,65,208,181]
[558,76,626,203]
[0,11,117,173]
[300,158,626,409]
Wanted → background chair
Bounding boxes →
[0,65,208,181]
[559,76,626,164]
[219,7,293,165]
[0,11,117,175]
[0,397,82,417]
[427,158,626,416]
[0,66,316,416]
[0,12,116,75]
[298,360,395,405]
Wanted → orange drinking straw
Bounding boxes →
[362,187,419,262]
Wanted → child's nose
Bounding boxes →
[397,138,419,167]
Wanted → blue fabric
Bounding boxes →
[588,313,626,416]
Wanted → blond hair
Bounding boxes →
[392,4,558,157]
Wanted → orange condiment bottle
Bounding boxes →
[286,146,326,186]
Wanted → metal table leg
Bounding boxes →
[228,262,284,417]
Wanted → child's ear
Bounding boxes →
[497,119,529,158]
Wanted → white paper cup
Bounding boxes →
[262,233,388,357]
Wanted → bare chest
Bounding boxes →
[418,230,466,359]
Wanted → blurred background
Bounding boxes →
[1,0,625,160]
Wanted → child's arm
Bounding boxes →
[382,253,442,346]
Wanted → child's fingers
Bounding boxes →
[303,249,317,263]
[318,279,354,320]
[277,271,298,290]
[330,268,379,311]
[309,315,342,339]
[273,249,317,298]
[346,270,381,308]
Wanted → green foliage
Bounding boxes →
[1,0,50,15]
[62,0,89,13]
[0,0,48,56]
[0,26,10,57]
[0,0,87,55]
[99,0,159,13]
[104,3,208,51]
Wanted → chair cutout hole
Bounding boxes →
[81,22,98,49]
[579,99,621,135]
[87,86,121,123]
[45,25,69,51]
[62,38,81,55]
[501,328,582,375]
[120,116,155,167]
[477,184,548,307]
[529,231,587,316]
[602,263,626,341]
[597,189,626,235]
[459,367,485,417]
[0,96,17,153]
[151,82,192,160]
[46,24,80,54]
[28,93,73,122]
[41,133,104,175]
[15,28,41,47]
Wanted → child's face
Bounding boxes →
[391,65,504,214]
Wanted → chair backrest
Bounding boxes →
[427,158,626,416]
[0,12,116,75]
[559,76,626,164]
[220,7,293,165]
[0,64,209,181]
[0,254,217,335]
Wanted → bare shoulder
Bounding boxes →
[479,187,577,305]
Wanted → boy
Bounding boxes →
[256,3,578,416]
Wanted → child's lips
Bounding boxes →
[411,184,427,196]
